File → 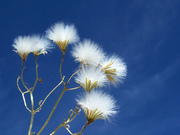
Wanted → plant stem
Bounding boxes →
[50,106,80,135]
[60,52,65,84]
[27,56,39,134]
[22,93,31,112]
[31,56,39,92]
[21,62,30,91]
[50,124,63,135]
[28,91,34,135]
[67,68,81,84]
[37,88,66,135]
[67,85,82,91]
[35,78,64,113]
[66,127,73,135]
[79,121,91,134]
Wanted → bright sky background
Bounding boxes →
[0,0,180,135]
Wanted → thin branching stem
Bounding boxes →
[50,124,63,135]
[35,77,64,113]
[23,90,29,94]
[78,121,91,134]
[68,105,79,120]
[50,106,80,135]
[21,61,30,92]
[22,93,31,112]
[67,85,82,91]
[37,51,68,134]
[28,56,39,135]
[67,109,79,123]
[60,52,65,84]
[17,76,23,94]
[17,66,31,112]
[31,56,39,92]
[67,68,81,84]
[65,127,73,135]
[28,91,34,135]
[37,87,67,135]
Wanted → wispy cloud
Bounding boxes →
[123,58,179,111]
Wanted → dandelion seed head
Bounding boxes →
[71,39,105,66]
[76,90,117,121]
[12,36,34,54]
[31,35,52,55]
[12,36,35,60]
[75,66,107,91]
[46,22,79,44]
[102,55,127,84]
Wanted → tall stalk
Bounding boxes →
[28,91,34,135]
[37,53,66,135]
[37,88,66,135]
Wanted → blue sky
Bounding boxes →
[0,0,180,135]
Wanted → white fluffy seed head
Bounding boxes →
[101,55,127,85]
[75,66,107,91]
[12,35,52,60]
[76,90,117,122]
[12,36,36,60]
[12,36,34,54]
[46,22,79,44]
[71,39,105,66]
[31,35,52,55]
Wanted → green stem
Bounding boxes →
[66,127,73,135]
[67,68,81,84]
[35,78,64,113]
[60,52,65,84]
[22,93,31,112]
[27,56,39,134]
[21,62,30,91]
[75,121,91,135]
[28,91,34,135]
[50,106,79,135]
[31,56,39,92]
[50,124,63,135]
[37,88,66,135]
[67,85,82,91]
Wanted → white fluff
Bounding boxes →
[13,35,52,54]
[31,35,52,55]
[12,36,35,54]
[76,90,117,120]
[75,66,107,87]
[101,55,127,84]
[46,22,79,44]
[71,39,105,66]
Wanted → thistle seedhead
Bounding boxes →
[75,66,107,91]
[101,55,127,85]
[71,39,105,66]
[12,36,35,61]
[46,22,79,52]
[76,90,117,122]
[12,35,52,61]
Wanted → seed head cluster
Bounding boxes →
[12,35,52,61]
[12,21,127,124]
